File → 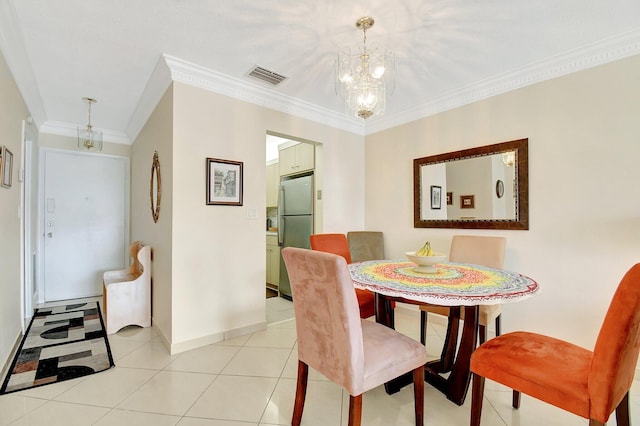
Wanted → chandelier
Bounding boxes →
[335,17,394,120]
[77,97,103,151]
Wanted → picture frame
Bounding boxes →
[1,146,13,189]
[446,192,453,205]
[460,194,475,209]
[206,158,243,206]
[430,185,442,209]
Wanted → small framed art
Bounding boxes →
[460,194,475,209]
[430,185,441,209]
[206,158,243,206]
[1,146,13,188]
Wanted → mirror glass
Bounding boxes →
[413,139,528,230]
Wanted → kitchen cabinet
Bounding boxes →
[266,235,280,289]
[266,163,279,207]
[279,143,314,176]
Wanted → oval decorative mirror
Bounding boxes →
[413,138,528,230]
[150,151,161,223]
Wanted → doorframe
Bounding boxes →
[36,147,131,303]
[20,119,38,329]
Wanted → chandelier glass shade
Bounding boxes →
[77,97,103,151]
[335,17,394,120]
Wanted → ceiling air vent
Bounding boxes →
[247,66,288,86]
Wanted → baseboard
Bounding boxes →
[166,321,267,355]
[0,329,23,385]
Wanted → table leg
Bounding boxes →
[374,292,394,328]
[424,305,479,405]
[377,298,479,405]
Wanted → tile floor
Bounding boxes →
[1,297,638,425]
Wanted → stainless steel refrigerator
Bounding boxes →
[278,173,313,299]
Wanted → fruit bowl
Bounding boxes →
[406,251,448,273]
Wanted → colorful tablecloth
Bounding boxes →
[349,260,539,306]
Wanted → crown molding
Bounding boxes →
[0,0,47,128]
[126,54,366,142]
[365,28,640,135]
[40,120,130,145]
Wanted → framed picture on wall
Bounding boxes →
[430,185,441,209]
[206,158,243,206]
[460,194,475,209]
[1,146,13,188]
[446,192,453,205]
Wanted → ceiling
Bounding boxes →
[1,0,640,142]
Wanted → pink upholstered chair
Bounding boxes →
[419,235,506,345]
[470,263,640,426]
[282,247,427,426]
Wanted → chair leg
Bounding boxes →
[495,314,501,337]
[478,324,487,345]
[512,390,521,409]
[413,366,425,426]
[420,310,427,345]
[588,421,605,426]
[470,373,485,426]
[615,392,630,426]
[348,394,363,426]
[292,360,309,426]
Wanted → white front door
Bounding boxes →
[43,150,128,302]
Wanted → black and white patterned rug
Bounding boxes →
[0,301,114,394]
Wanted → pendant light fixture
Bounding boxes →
[77,97,103,151]
[335,17,394,120]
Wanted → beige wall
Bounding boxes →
[143,81,365,352]
[130,85,174,344]
[364,54,640,348]
[0,49,29,368]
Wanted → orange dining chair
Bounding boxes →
[470,263,640,426]
[310,233,376,318]
[419,235,506,345]
[282,247,427,426]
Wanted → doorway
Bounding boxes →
[40,149,129,302]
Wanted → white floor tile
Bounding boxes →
[243,326,297,349]
[164,344,240,374]
[221,346,291,377]
[94,409,181,425]
[8,400,110,426]
[179,417,257,426]
[116,337,176,370]
[186,375,277,422]
[0,394,46,426]
[118,370,215,416]
[53,366,156,407]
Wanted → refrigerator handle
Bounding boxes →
[277,186,285,245]
[278,217,285,245]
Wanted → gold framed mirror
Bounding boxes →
[150,151,161,223]
[413,138,528,230]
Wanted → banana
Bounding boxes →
[416,241,431,256]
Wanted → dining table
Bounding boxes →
[349,259,539,405]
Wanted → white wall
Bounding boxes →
[133,82,365,352]
[130,86,174,344]
[0,49,29,369]
[364,54,640,349]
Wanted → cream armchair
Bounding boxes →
[103,241,151,334]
